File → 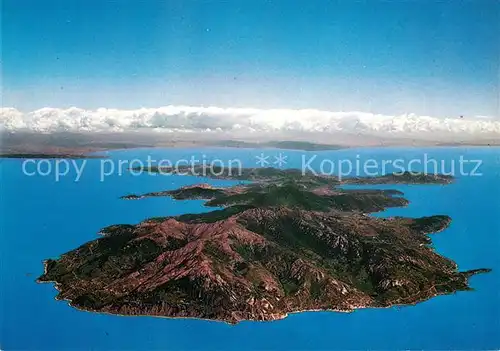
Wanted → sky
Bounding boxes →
[1,0,499,119]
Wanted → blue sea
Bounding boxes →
[1,147,499,350]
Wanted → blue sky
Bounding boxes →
[2,0,498,117]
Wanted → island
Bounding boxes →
[38,167,490,324]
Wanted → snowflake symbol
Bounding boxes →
[255,153,270,167]
[273,153,288,167]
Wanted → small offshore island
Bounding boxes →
[38,167,490,324]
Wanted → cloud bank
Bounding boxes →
[1,106,499,141]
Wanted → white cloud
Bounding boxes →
[1,106,499,140]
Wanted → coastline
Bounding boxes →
[3,141,500,160]
[36,202,489,325]
[37,262,486,326]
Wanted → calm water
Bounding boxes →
[1,147,499,350]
